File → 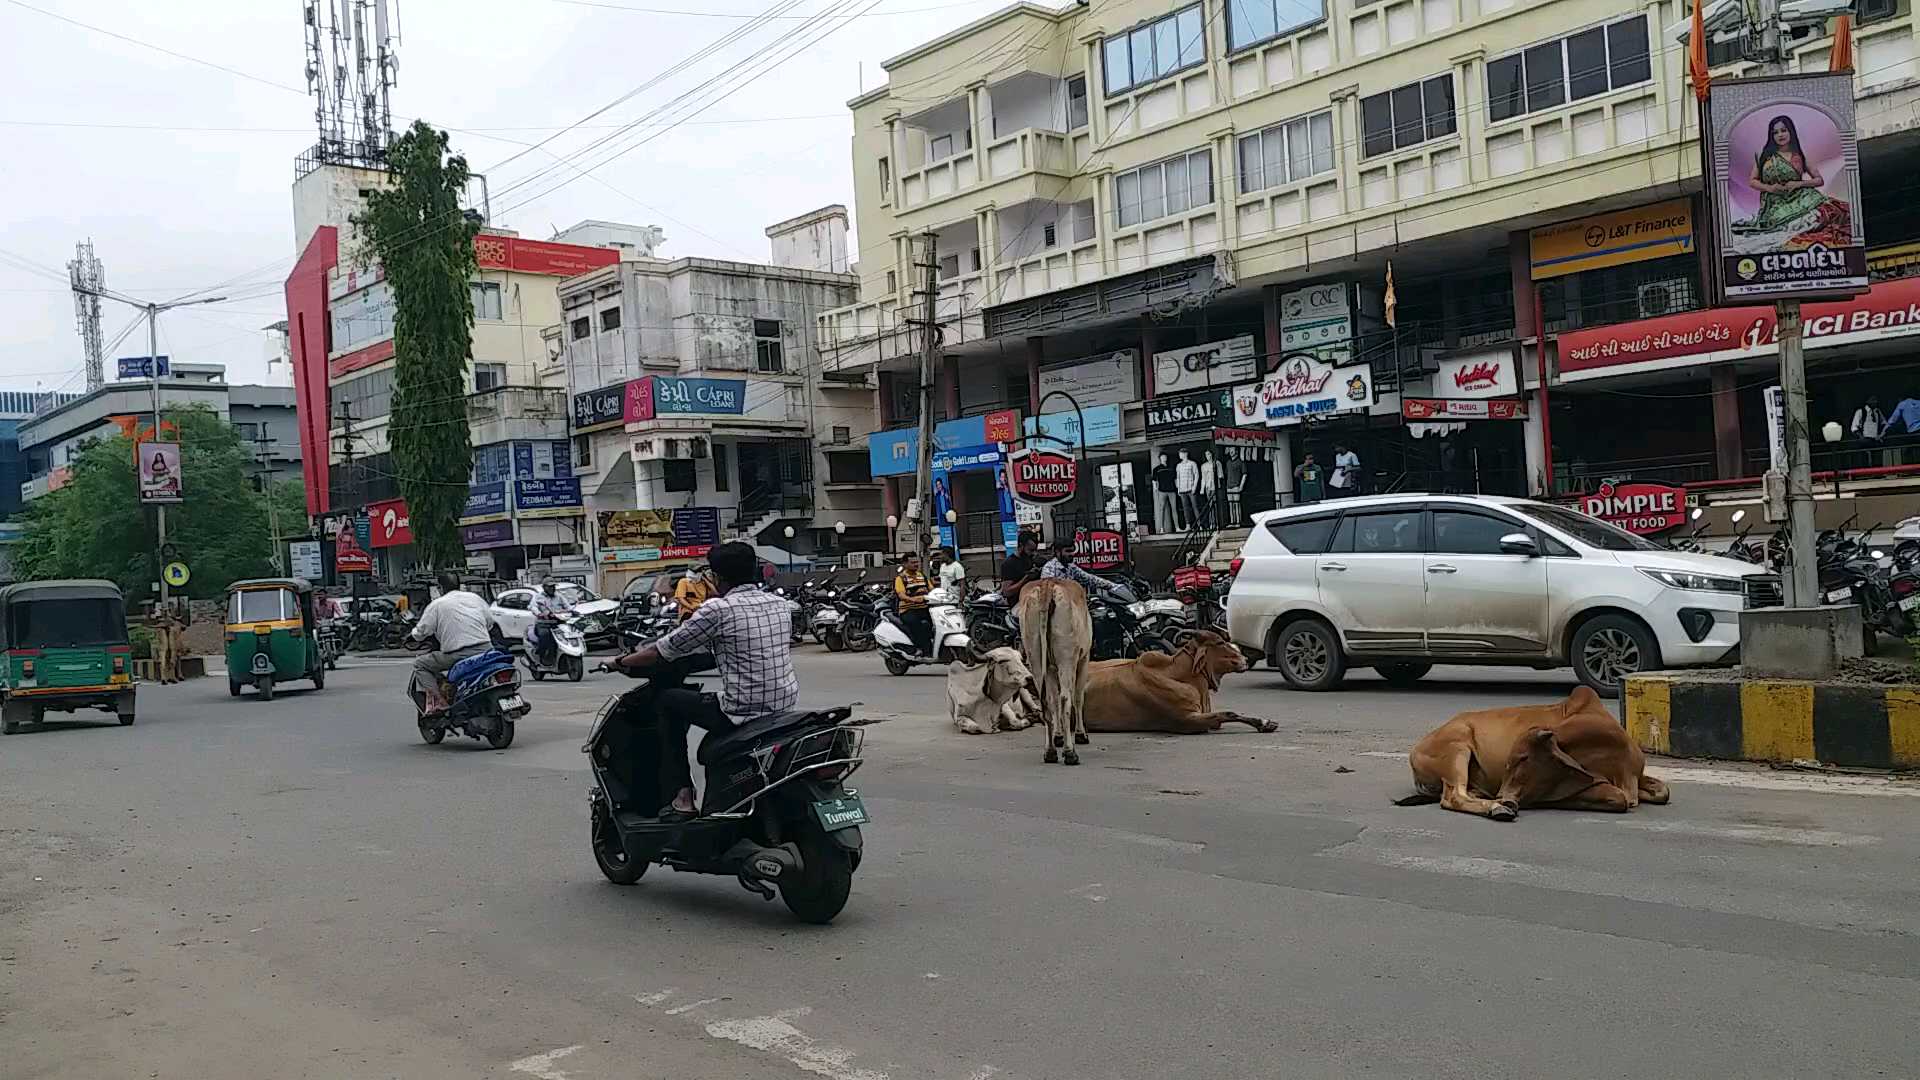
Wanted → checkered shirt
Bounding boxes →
[654,584,799,721]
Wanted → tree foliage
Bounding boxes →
[353,120,478,570]
[12,405,280,597]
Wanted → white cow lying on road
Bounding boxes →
[947,647,1038,735]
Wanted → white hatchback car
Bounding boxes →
[1225,494,1775,696]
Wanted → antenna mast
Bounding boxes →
[67,240,106,392]
[302,0,398,169]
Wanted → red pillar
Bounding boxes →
[1262,285,1282,371]
[1712,365,1743,479]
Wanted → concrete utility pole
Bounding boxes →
[909,231,940,561]
[1754,0,1818,607]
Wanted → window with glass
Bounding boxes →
[754,319,784,373]
[1227,0,1326,52]
[329,368,395,422]
[470,281,504,321]
[826,452,873,484]
[1067,76,1089,130]
[572,434,591,468]
[1103,5,1205,97]
[1486,16,1650,122]
[229,589,291,623]
[330,280,395,353]
[474,362,507,392]
[1236,110,1334,194]
[570,317,591,341]
[1430,510,1526,555]
[1115,148,1213,228]
[662,459,697,492]
[1330,510,1424,553]
[599,306,621,332]
[1360,75,1456,158]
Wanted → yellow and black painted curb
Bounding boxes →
[1623,674,1920,770]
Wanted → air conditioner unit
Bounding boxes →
[1637,279,1689,318]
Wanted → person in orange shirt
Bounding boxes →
[893,552,933,654]
[673,567,716,622]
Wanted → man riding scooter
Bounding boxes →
[892,551,934,656]
[527,580,572,668]
[407,571,496,713]
[610,542,800,822]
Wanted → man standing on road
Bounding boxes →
[1330,443,1361,498]
[407,571,495,714]
[937,545,967,594]
[612,542,799,821]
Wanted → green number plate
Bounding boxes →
[810,794,868,832]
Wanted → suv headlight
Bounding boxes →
[1639,568,1744,594]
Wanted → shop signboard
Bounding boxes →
[1402,398,1529,421]
[138,440,182,504]
[1213,425,1277,447]
[1764,385,1787,472]
[472,235,620,277]
[1703,73,1868,302]
[1528,199,1694,280]
[1038,351,1139,408]
[367,498,412,548]
[1023,403,1122,449]
[1144,387,1229,436]
[1261,354,1373,426]
[117,355,170,380]
[462,520,517,550]
[623,376,747,422]
[513,440,573,480]
[463,481,508,522]
[1434,349,1518,398]
[670,507,720,547]
[288,540,323,580]
[930,445,1019,555]
[1574,480,1689,535]
[335,544,372,574]
[868,409,1021,476]
[1151,335,1259,394]
[1558,275,1920,376]
[597,509,719,564]
[1074,529,1125,571]
[1007,447,1077,504]
[514,477,583,518]
[572,383,626,433]
[1280,283,1352,353]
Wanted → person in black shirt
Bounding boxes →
[998,531,1041,602]
[1151,453,1179,533]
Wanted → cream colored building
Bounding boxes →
[820,0,1920,553]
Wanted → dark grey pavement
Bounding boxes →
[2,648,1917,1079]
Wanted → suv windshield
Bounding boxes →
[1513,502,1661,551]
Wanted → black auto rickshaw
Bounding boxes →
[225,577,325,701]
[0,579,135,734]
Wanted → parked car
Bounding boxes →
[1224,494,1777,697]
[489,583,620,649]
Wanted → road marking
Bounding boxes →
[703,1015,890,1080]
[509,1045,582,1079]
[633,989,676,1005]
[665,997,721,1015]
[1070,882,1108,902]
[1581,818,1880,846]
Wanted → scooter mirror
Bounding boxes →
[1731,509,1746,523]
[1873,549,1886,559]
[1691,508,1704,521]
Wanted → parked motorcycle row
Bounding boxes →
[1669,507,1920,652]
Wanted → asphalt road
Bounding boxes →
[3,647,1918,1079]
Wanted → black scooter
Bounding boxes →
[584,656,868,924]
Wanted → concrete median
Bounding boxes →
[1623,672,1920,770]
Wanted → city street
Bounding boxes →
[3,648,1918,1079]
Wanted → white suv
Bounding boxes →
[1225,494,1773,696]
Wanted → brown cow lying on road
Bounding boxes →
[1394,685,1670,820]
[1083,631,1277,734]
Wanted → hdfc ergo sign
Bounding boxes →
[1008,448,1077,504]
[1576,481,1688,535]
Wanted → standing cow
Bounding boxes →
[1018,578,1092,764]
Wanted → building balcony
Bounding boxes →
[465,385,569,445]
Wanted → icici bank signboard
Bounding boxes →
[1559,276,1920,378]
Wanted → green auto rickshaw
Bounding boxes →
[225,577,325,701]
[0,579,136,734]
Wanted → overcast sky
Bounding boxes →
[0,0,1009,392]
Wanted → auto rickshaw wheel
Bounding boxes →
[229,679,242,697]
[117,709,135,726]
[256,676,275,701]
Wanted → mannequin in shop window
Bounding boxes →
[1175,448,1200,531]
[1224,449,1247,526]
[1152,453,1179,533]
[1199,450,1220,528]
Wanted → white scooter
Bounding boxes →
[522,614,588,682]
[874,587,971,676]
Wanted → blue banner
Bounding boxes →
[931,445,1017,555]
[869,427,918,476]
[1023,403,1123,449]
[462,520,516,549]
[463,481,508,521]
[472,443,511,484]
[871,409,1021,476]
[653,377,745,415]
[513,477,583,517]
[670,507,720,546]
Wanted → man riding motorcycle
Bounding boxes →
[611,541,800,822]
[892,551,934,655]
[527,580,572,665]
[1041,537,1129,602]
[407,571,496,713]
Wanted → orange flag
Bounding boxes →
[1830,15,1855,72]
[1384,262,1397,329]
[1689,0,1710,101]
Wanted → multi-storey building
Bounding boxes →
[820,0,1920,557]
[0,390,80,521]
[556,207,884,593]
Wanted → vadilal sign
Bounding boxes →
[1529,199,1695,280]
